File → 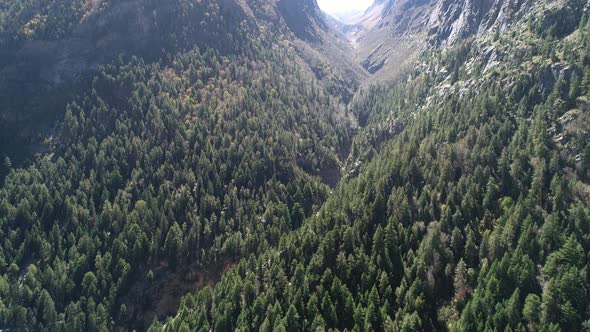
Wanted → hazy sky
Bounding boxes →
[316,0,374,18]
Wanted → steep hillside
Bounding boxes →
[277,0,368,102]
[151,0,590,331]
[0,0,364,167]
[0,0,252,164]
[336,0,588,82]
[0,0,363,330]
[338,0,436,79]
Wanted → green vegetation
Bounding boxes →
[0,18,352,330]
[151,10,590,332]
[0,1,589,332]
[0,0,85,45]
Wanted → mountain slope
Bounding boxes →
[1,0,589,331]
[0,0,253,164]
[0,0,364,168]
[0,0,363,330]
[338,0,588,82]
[150,0,590,331]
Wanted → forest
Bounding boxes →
[151,11,590,331]
[0,0,589,331]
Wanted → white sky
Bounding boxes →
[317,0,374,18]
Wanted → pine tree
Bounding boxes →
[541,280,559,325]
[523,294,541,330]
[321,293,337,327]
[284,305,301,332]
[372,193,386,224]
[82,271,98,298]
[451,227,465,258]
[483,178,500,212]
[63,107,79,139]
[550,175,566,212]
[453,259,470,305]
[164,222,183,267]
[569,73,581,104]
[38,290,57,328]
[290,203,305,229]
[505,288,522,328]
[464,229,478,266]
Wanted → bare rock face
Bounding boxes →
[427,0,492,45]
[351,0,435,81]
[326,0,586,81]
[427,0,538,46]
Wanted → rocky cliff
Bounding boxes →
[332,0,587,80]
[427,0,586,45]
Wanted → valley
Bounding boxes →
[0,0,589,331]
